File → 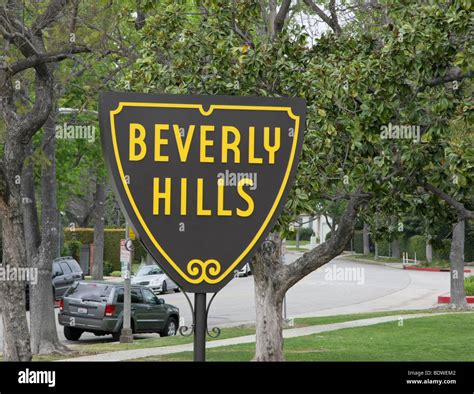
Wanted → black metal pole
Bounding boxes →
[193,293,207,361]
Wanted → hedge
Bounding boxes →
[64,228,147,271]
[287,226,314,241]
[351,222,474,263]
[406,235,426,261]
[353,230,364,253]
[377,240,390,256]
[405,235,468,262]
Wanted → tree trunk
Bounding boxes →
[363,222,370,255]
[250,196,365,361]
[29,113,67,354]
[391,239,400,259]
[250,233,285,361]
[92,182,105,280]
[0,204,32,361]
[449,219,468,309]
[253,282,284,361]
[426,238,433,263]
[21,142,41,269]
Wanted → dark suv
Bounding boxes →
[51,257,85,299]
[26,256,84,308]
[58,281,180,341]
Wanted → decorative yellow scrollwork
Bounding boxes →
[187,259,221,284]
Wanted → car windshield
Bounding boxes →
[136,265,163,276]
[65,282,112,301]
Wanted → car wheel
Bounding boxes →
[111,330,121,341]
[161,317,178,337]
[64,326,83,341]
[162,281,167,294]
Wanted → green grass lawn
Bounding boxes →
[346,254,401,263]
[134,313,474,362]
[30,309,442,361]
[346,253,455,269]
[286,240,310,246]
[30,310,470,361]
[286,247,309,252]
[32,325,256,361]
[465,276,474,296]
[294,309,440,327]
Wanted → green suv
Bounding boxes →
[58,281,180,341]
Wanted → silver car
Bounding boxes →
[131,264,180,294]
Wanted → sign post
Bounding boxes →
[193,293,207,361]
[119,226,134,343]
[100,92,305,360]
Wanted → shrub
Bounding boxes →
[406,235,426,261]
[63,240,82,261]
[110,271,122,277]
[465,222,474,262]
[64,228,147,271]
[103,261,114,276]
[353,230,364,253]
[299,227,315,241]
[288,226,314,241]
[432,239,451,261]
[465,276,474,296]
[377,240,390,257]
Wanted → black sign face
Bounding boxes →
[100,92,305,292]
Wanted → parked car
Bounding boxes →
[58,281,180,341]
[26,256,84,309]
[131,264,180,294]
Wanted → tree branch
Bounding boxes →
[320,190,373,201]
[8,46,90,75]
[274,0,292,34]
[303,0,342,35]
[31,0,69,35]
[328,0,342,35]
[281,193,368,292]
[424,68,473,87]
[423,183,474,220]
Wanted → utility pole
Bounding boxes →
[296,216,302,249]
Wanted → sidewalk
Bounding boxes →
[59,312,454,362]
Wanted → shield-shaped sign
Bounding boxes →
[100,92,305,293]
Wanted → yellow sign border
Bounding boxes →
[110,102,300,284]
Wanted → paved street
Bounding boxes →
[0,254,452,350]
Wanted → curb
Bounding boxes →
[404,265,471,273]
[437,295,474,304]
[336,256,403,269]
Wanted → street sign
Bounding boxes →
[119,239,131,279]
[100,92,305,293]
